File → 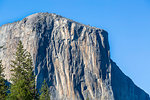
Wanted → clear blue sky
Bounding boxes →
[0,0,150,94]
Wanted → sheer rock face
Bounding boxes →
[0,13,149,100]
[111,60,150,100]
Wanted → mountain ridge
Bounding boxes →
[0,13,149,100]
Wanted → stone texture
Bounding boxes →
[0,13,149,100]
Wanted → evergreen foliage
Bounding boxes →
[86,96,89,100]
[40,80,50,100]
[7,41,38,100]
[0,60,7,100]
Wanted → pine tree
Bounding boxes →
[0,60,7,100]
[40,80,50,100]
[86,95,89,100]
[7,41,38,100]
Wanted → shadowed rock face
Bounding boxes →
[111,60,150,100]
[0,13,149,100]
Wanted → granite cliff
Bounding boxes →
[0,13,149,100]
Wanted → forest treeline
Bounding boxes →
[0,41,50,100]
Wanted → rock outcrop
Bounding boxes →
[0,13,149,100]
